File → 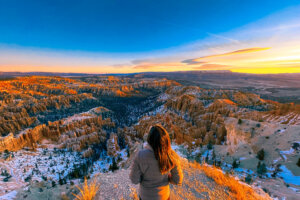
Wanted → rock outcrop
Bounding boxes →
[106,133,120,157]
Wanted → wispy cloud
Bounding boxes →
[206,32,240,44]
[181,59,207,65]
[132,62,184,70]
[181,47,271,65]
[193,64,230,70]
[192,47,271,61]
[133,64,155,69]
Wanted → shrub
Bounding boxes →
[126,148,130,157]
[109,158,119,172]
[238,119,243,125]
[73,177,100,200]
[195,162,267,200]
[257,162,267,176]
[292,143,300,150]
[59,176,64,185]
[257,149,265,161]
[1,169,9,177]
[52,180,56,187]
[245,174,252,184]
[232,159,239,169]
[42,176,47,181]
[3,175,12,182]
[207,141,213,150]
[272,164,282,177]
[212,150,216,160]
[205,154,209,163]
[24,175,32,182]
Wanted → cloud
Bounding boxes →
[206,32,240,44]
[182,59,207,65]
[192,47,271,61]
[132,62,185,71]
[133,64,156,69]
[193,64,230,70]
[131,59,150,65]
[110,63,131,67]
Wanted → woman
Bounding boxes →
[130,125,183,200]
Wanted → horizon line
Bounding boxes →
[1,70,300,76]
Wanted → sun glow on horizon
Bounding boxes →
[231,67,300,74]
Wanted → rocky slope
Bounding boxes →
[14,155,271,200]
[0,75,299,199]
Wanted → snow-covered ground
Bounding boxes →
[0,190,17,200]
[278,165,300,186]
[0,148,83,183]
[264,112,300,125]
[171,143,300,188]
[0,145,130,199]
[0,147,84,197]
[91,148,129,175]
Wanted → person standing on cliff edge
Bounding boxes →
[130,125,183,200]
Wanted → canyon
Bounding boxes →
[0,73,299,200]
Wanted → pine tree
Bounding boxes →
[257,149,265,161]
[207,141,213,150]
[52,180,56,187]
[245,174,252,184]
[232,159,239,169]
[126,148,130,157]
[238,119,243,125]
[109,158,119,172]
[212,150,216,161]
[257,161,267,176]
[59,176,64,185]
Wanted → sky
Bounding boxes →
[1,0,300,74]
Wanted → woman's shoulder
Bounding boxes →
[135,148,156,164]
[138,148,154,158]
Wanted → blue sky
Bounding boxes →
[1,0,300,73]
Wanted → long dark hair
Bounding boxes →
[147,125,178,174]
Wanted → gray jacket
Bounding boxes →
[129,144,183,200]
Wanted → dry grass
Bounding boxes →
[129,187,139,200]
[171,158,232,200]
[192,162,271,200]
[73,177,100,200]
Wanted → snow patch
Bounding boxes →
[0,190,17,200]
[280,148,294,155]
[278,165,300,186]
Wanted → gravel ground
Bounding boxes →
[95,169,139,200]
[94,158,236,200]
